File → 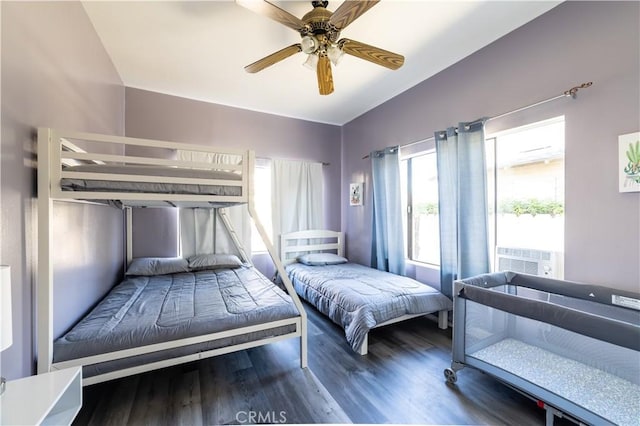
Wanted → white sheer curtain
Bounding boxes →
[176,150,251,259]
[178,206,250,259]
[251,157,273,252]
[271,159,324,253]
[177,150,242,167]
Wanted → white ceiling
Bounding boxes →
[82,1,561,126]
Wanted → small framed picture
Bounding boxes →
[350,182,363,206]
[619,132,640,192]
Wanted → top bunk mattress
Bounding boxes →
[53,265,299,363]
[60,164,242,197]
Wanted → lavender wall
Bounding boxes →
[342,1,640,292]
[1,2,124,379]
[124,88,342,276]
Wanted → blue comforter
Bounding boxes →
[286,262,452,352]
[54,266,299,365]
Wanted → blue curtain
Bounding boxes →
[435,120,490,298]
[371,146,405,275]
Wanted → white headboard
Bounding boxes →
[280,230,344,265]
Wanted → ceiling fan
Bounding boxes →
[236,0,405,95]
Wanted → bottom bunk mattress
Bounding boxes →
[285,262,452,352]
[54,266,300,378]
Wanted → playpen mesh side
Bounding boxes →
[463,298,640,426]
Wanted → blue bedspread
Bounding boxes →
[286,262,452,352]
[54,266,299,365]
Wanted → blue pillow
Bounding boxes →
[125,257,189,276]
[187,253,243,271]
[297,253,348,266]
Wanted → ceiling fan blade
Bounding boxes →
[339,38,404,70]
[317,55,334,95]
[236,0,307,32]
[328,0,379,30]
[244,44,302,73]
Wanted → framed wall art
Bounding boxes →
[619,132,640,192]
[350,182,363,206]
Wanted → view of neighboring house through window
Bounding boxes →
[402,116,565,276]
[488,116,565,276]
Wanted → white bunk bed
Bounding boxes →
[280,230,451,355]
[37,128,307,385]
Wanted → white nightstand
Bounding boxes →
[0,366,82,426]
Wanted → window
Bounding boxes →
[402,116,565,271]
[401,150,440,265]
[488,117,565,259]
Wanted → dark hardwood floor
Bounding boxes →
[74,303,560,425]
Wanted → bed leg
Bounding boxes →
[358,334,368,355]
[438,310,449,329]
[300,333,308,369]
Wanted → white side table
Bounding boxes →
[0,366,82,426]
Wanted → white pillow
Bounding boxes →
[125,257,189,276]
[297,253,348,266]
[188,253,243,271]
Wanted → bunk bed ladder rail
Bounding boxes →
[217,208,251,265]
[245,152,308,368]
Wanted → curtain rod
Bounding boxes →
[362,81,593,159]
[259,156,329,166]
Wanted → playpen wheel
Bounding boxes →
[444,368,457,384]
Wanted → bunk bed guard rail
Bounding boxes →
[40,128,250,205]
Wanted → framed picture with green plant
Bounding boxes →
[619,132,640,192]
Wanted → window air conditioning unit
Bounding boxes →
[495,246,561,278]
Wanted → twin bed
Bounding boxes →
[281,230,451,355]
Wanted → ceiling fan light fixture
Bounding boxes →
[303,53,319,70]
[327,44,344,66]
[300,35,319,54]
[238,0,404,95]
